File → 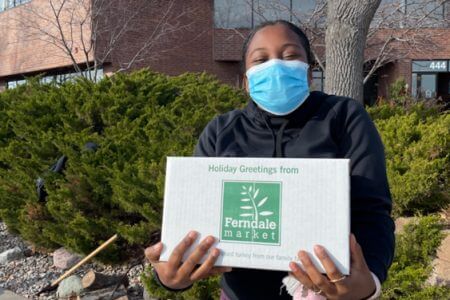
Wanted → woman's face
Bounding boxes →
[244,24,313,91]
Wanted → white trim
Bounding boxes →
[246,59,309,77]
[366,272,382,300]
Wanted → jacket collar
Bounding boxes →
[243,91,328,129]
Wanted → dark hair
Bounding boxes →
[241,20,314,73]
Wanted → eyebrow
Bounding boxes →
[249,43,304,56]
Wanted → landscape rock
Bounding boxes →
[1,221,144,299]
[427,232,450,286]
[0,248,23,265]
[394,216,415,234]
[143,287,158,300]
[56,275,84,298]
[0,288,27,300]
[439,206,450,230]
[53,248,82,270]
[80,284,127,300]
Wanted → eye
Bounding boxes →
[283,54,300,60]
[252,57,268,64]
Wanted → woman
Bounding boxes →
[146,20,395,300]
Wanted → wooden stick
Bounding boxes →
[50,234,118,287]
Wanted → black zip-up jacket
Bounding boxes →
[175,91,394,299]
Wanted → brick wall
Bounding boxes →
[366,28,450,97]
[213,28,249,62]
[1,0,449,96]
[94,0,242,87]
[0,0,93,78]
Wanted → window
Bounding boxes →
[311,69,324,92]
[411,60,450,99]
[214,0,323,28]
[373,0,402,27]
[373,0,449,28]
[406,0,445,18]
[412,73,418,97]
[214,0,252,29]
[415,73,437,98]
[253,0,291,26]
[6,79,26,89]
[404,0,447,27]
[291,0,319,23]
[6,68,104,89]
[0,0,31,12]
[445,1,450,26]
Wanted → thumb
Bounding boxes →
[350,234,365,269]
[145,242,163,264]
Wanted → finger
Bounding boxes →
[289,261,315,290]
[178,235,216,278]
[145,242,163,264]
[206,266,233,277]
[298,250,336,295]
[167,231,198,269]
[313,245,347,286]
[350,233,365,269]
[211,266,233,273]
[189,247,222,281]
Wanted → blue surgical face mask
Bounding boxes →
[246,59,310,116]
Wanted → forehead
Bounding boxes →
[246,24,304,54]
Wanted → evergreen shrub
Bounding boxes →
[367,103,449,217]
[0,70,246,260]
[0,71,448,298]
[381,215,449,299]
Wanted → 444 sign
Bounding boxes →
[413,60,449,73]
[429,61,447,71]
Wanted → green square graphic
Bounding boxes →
[220,181,281,245]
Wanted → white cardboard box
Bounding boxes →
[160,157,350,274]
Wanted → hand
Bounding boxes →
[145,230,232,290]
[289,234,376,300]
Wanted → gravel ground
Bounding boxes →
[0,222,146,299]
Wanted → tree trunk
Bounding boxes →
[325,0,381,104]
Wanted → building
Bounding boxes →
[0,0,449,105]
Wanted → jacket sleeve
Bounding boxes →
[337,99,395,283]
[193,117,218,157]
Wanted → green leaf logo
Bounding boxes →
[239,184,273,221]
[221,181,281,245]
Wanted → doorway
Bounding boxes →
[437,73,450,102]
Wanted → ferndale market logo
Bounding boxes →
[220,181,281,245]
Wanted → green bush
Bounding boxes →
[387,78,410,107]
[141,270,221,300]
[367,104,449,217]
[382,215,449,299]
[0,70,246,260]
[1,71,448,298]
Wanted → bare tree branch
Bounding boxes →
[4,0,200,82]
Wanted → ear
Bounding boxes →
[243,74,249,92]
